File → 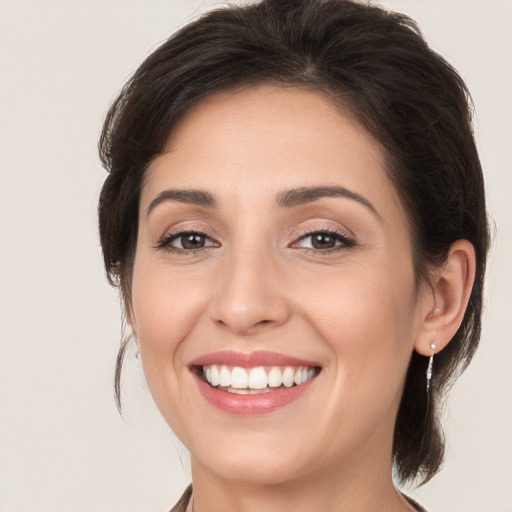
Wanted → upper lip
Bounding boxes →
[189,350,320,368]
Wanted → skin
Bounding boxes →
[128,86,475,512]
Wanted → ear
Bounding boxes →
[414,240,476,356]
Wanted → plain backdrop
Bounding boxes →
[0,1,511,511]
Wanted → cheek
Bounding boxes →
[129,263,213,437]
[296,265,419,450]
[297,259,418,384]
[130,263,209,369]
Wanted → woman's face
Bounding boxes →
[130,86,429,485]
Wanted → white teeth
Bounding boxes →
[219,365,231,387]
[248,367,268,389]
[267,367,283,388]
[202,364,318,391]
[226,387,273,395]
[231,367,248,388]
[210,365,219,387]
[282,367,295,387]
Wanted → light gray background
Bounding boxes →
[0,1,511,511]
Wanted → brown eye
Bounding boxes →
[158,231,217,252]
[311,233,336,249]
[180,233,206,249]
[292,230,355,252]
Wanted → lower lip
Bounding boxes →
[193,372,316,415]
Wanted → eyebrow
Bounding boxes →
[276,186,381,219]
[146,185,380,219]
[146,189,216,216]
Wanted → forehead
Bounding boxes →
[143,85,399,216]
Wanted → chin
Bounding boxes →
[196,448,312,486]
[184,422,316,485]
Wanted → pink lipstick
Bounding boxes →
[190,350,321,415]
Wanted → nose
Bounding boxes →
[209,246,290,336]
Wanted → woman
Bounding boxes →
[98,0,489,510]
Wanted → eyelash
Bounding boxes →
[156,230,218,254]
[291,228,355,253]
[156,228,355,255]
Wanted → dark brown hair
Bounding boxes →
[98,0,490,485]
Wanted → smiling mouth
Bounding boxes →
[196,364,321,394]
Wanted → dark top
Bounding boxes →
[169,485,428,511]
